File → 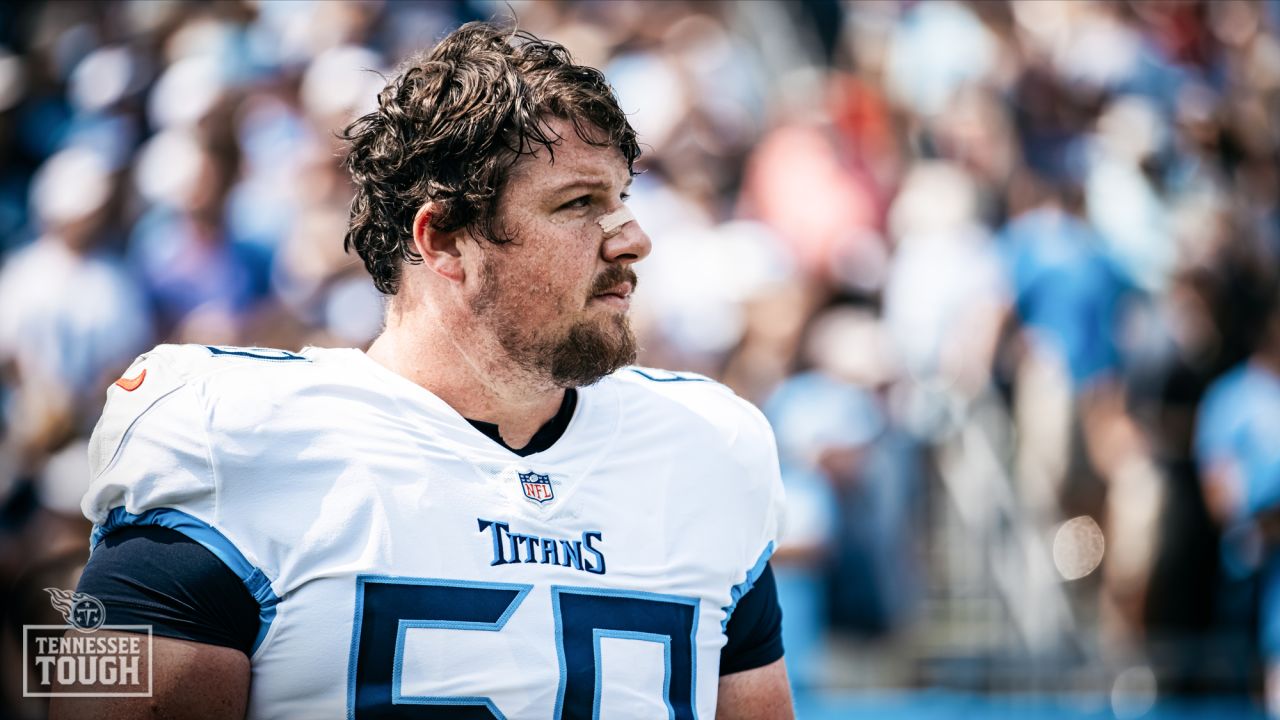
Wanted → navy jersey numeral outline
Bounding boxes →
[348,576,699,719]
[348,576,531,719]
[551,585,698,720]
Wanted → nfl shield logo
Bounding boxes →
[519,471,555,504]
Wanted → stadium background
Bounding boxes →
[1,0,1279,717]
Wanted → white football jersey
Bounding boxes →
[83,344,784,719]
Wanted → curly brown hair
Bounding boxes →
[340,21,641,295]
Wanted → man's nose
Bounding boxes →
[601,214,651,264]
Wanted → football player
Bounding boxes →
[54,21,791,720]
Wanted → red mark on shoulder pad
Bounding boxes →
[114,369,146,392]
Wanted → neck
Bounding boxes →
[367,302,566,449]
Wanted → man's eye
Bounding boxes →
[559,196,591,211]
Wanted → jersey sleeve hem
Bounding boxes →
[91,506,280,654]
[720,541,775,632]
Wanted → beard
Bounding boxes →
[472,261,638,388]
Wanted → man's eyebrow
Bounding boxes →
[550,177,634,195]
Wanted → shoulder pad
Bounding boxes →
[89,345,198,478]
[615,365,738,405]
[613,365,767,448]
[201,345,311,363]
[623,366,717,385]
[88,344,307,476]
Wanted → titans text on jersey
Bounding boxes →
[478,518,606,573]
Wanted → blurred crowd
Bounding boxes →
[2,0,1280,717]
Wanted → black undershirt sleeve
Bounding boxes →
[76,525,260,656]
[719,562,784,675]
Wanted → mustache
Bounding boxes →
[589,265,638,296]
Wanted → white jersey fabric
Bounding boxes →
[83,344,784,720]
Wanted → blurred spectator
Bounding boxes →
[883,162,1009,404]
[1196,290,1280,713]
[999,203,1134,394]
[0,146,150,469]
[766,304,921,686]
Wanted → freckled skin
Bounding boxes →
[463,117,649,386]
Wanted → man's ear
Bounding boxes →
[411,203,465,283]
